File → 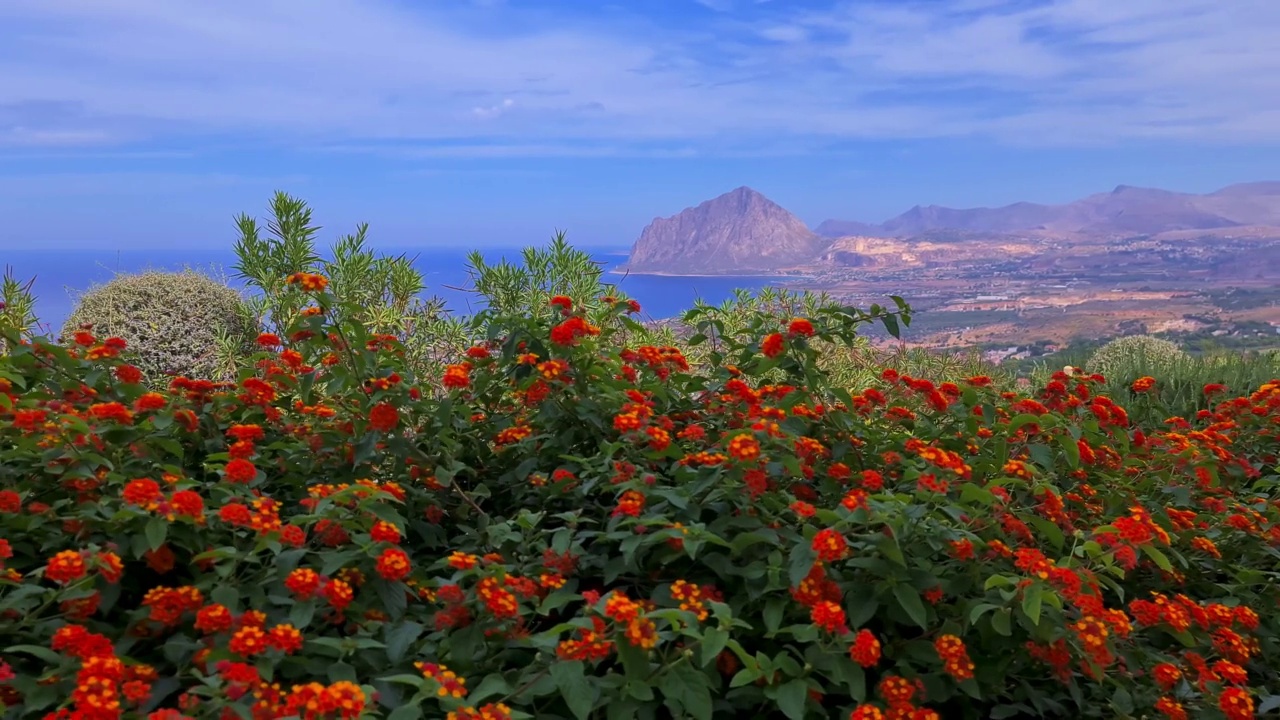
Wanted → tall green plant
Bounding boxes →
[0,267,38,354]
[232,192,469,381]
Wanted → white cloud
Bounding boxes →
[472,99,515,120]
[0,0,1277,154]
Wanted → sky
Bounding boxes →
[2,0,1280,249]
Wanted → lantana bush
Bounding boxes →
[1,264,1279,720]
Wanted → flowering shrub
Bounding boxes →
[1,276,1279,720]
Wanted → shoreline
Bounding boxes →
[607,268,804,280]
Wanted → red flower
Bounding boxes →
[115,364,143,384]
[0,491,20,514]
[812,528,849,562]
[787,318,815,337]
[224,459,257,484]
[46,550,87,584]
[761,333,785,358]
[369,402,400,432]
[811,600,848,634]
[375,548,412,581]
[123,478,163,507]
[370,521,401,544]
[850,629,881,668]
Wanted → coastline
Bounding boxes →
[607,267,798,280]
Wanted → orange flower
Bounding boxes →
[1132,376,1156,393]
[285,568,323,598]
[375,548,412,582]
[448,551,479,570]
[46,550,87,585]
[812,528,849,562]
[194,604,234,634]
[623,617,658,649]
[229,626,268,656]
[443,362,472,389]
[787,318,815,337]
[810,600,848,634]
[418,662,469,698]
[1219,688,1254,720]
[267,624,304,654]
[935,634,975,681]
[285,272,329,292]
[612,490,646,518]
[727,433,761,462]
[370,521,401,544]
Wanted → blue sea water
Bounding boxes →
[3,247,782,335]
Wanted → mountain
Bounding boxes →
[814,219,883,237]
[817,182,1280,238]
[626,187,826,274]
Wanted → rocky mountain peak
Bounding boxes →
[626,187,825,274]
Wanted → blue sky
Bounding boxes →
[2,0,1279,249]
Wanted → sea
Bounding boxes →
[3,247,783,335]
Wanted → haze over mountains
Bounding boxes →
[626,182,1280,274]
[819,181,1280,238]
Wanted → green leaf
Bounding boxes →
[211,585,239,611]
[551,661,595,720]
[386,705,423,720]
[788,543,818,587]
[1255,696,1280,715]
[1007,414,1045,434]
[991,608,1013,636]
[1141,545,1174,572]
[763,598,787,634]
[1112,687,1134,715]
[700,627,730,667]
[144,516,168,552]
[373,579,408,620]
[290,601,315,629]
[1021,584,1043,627]
[892,584,928,629]
[777,679,809,720]
[617,637,651,680]
[385,621,424,664]
[877,535,906,567]
[468,674,513,704]
[968,603,1000,625]
[880,314,900,339]
[1057,433,1080,469]
[659,666,713,720]
[6,644,64,665]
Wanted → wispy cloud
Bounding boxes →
[0,0,1276,157]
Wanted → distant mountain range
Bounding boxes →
[819,181,1280,238]
[625,182,1280,274]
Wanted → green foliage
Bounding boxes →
[233,191,469,383]
[1085,334,1187,379]
[60,268,256,382]
[0,267,38,354]
[466,233,631,324]
[3,260,1279,719]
